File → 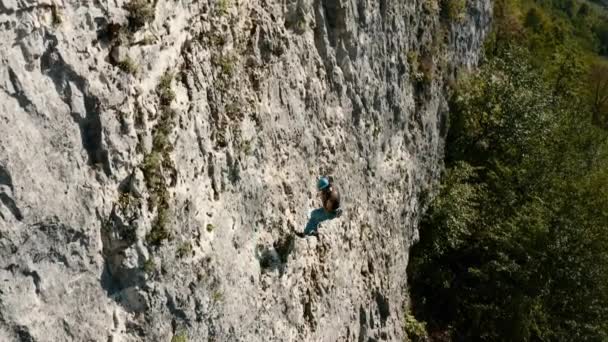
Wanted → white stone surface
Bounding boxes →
[0,0,492,340]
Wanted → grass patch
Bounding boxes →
[216,0,229,15]
[118,57,138,75]
[146,205,171,245]
[157,71,175,106]
[212,290,223,302]
[140,35,156,45]
[171,333,187,342]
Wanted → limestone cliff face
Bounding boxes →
[0,0,491,340]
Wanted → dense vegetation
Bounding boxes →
[407,0,608,341]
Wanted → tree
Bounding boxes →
[593,21,608,55]
[589,62,608,129]
[409,43,608,341]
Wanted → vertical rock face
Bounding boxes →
[0,0,491,341]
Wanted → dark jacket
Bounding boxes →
[321,186,341,212]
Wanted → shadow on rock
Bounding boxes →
[99,206,148,313]
[255,234,295,276]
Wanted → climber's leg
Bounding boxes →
[303,208,336,236]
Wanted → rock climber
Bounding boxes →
[296,176,342,238]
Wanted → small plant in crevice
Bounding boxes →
[212,54,235,77]
[171,333,188,342]
[143,258,156,274]
[139,69,179,247]
[407,51,434,87]
[206,223,215,232]
[146,204,171,245]
[116,191,141,223]
[141,152,163,204]
[216,0,229,16]
[140,34,156,45]
[209,32,227,47]
[157,71,176,106]
[124,0,155,31]
[440,0,467,23]
[224,102,243,121]
[407,52,422,79]
[295,17,307,33]
[118,57,138,75]
[239,139,253,155]
[212,290,224,303]
[423,0,440,15]
[418,54,435,85]
[176,242,193,258]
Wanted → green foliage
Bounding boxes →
[117,192,141,223]
[141,152,164,208]
[124,0,155,30]
[212,290,223,302]
[294,17,307,34]
[404,312,429,342]
[140,34,155,45]
[146,205,171,245]
[440,0,467,22]
[421,162,483,254]
[491,0,608,60]
[524,6,546,32]
[216,0,229,16]
[587,61,608,129]
[214,55,235,76]
[224,102,243,121]
[408,3,608,339]
[206,223,215,232]
[140,69,178,247]
[117,57,138,75]
[171,333,187,342]
[176,242,192,258]
[219,57,234,76]
[594,21,608,56]
[407,51,434,86]
[143,258,156,274]
[423,0,440,15]
[157,71,175,106]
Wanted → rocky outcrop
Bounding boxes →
[0,0,491,340]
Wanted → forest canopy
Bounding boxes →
[407,0,608,341]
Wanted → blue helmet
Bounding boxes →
[317,177,330,191]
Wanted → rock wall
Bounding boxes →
[0,0,491,340]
